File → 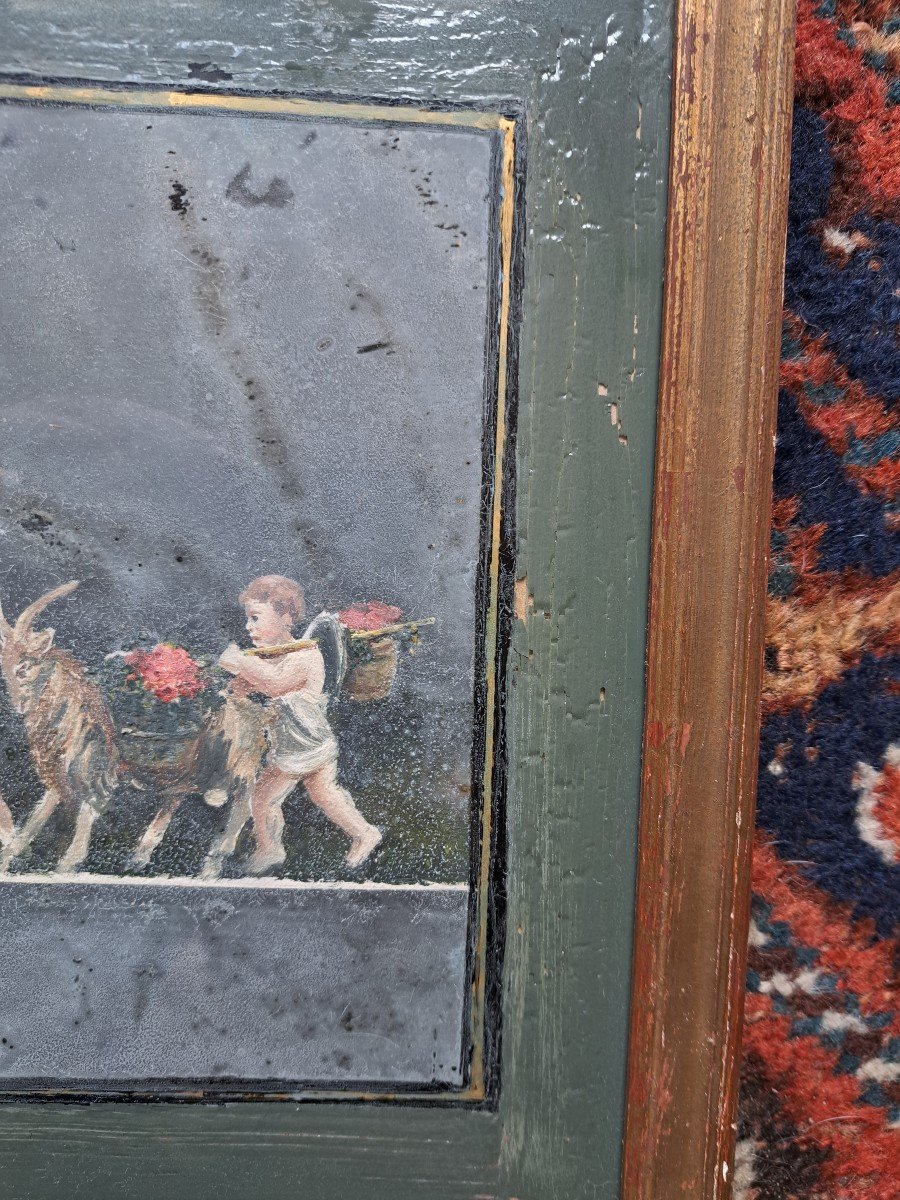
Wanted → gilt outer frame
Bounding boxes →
[622,0,795,1196]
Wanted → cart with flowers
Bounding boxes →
[102,605,434,787]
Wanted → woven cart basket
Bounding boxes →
[343,636,398,702]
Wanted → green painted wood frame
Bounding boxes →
[0,0,794,1196]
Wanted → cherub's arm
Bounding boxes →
[218,645,313,697]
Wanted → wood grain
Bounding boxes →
[621,0,795,1197]
[0,1,676,1196]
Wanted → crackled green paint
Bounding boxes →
[0,1,673,1196]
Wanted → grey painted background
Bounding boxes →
[0,102,496,884]
[0,101,497,1087]
[0,104,491,672]
[0,879,469,1085]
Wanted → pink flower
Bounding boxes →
[339,601,403,632]
[124,644,206,703]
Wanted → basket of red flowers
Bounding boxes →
[338,602,404,702]
[101,642,219,778]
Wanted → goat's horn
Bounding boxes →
[14,580,80,637]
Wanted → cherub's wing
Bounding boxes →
[303,611,347,700]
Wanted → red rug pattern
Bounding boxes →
[736,1,900,1196]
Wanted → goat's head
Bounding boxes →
[0,581,80,714]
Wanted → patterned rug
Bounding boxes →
[736,2,900,1196]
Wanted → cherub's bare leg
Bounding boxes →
[0,787,60,871]
[57,803,98,873]
[244,765,297,874]
[304,761,382,868]
[132,793,183,867]
[200,792,252,879]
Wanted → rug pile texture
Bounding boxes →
[736,2,900,1196]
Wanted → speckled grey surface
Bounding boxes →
[0,101,492,700]
[0,101,492,1084]
[0,880,469,1085]
[0,101,495,888]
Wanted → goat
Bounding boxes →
[0,580,119,873]
[131,689,269,876]
[0,580,270,878]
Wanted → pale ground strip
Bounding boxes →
[0,871,469,892]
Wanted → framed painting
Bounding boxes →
[0,0,794,1197]
[0,82,517,1101]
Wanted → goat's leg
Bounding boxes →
[0,791,15,848]
[0,788,61,871]
[199,791,252,879]
[132,792,183,867]
[56,803,98,874]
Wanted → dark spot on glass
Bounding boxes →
[226,162,294,209]
[21,510,52,533]
[168,180,189,215]
[187,61,233,83]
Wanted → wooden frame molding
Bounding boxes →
[622,0,795,1197]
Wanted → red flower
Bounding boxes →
[124,643,206,703]
[339,601,403,632]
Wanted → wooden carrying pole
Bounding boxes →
[621,0,795,1197]
[244,619,436,657]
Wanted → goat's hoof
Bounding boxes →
[0,845,19,872]
[199,857,223,880]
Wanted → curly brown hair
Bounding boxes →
[238,575,306,624]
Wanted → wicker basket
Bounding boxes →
[107,684,207,780]
[343,636,398,701]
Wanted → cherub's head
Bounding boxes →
[238,575,306,648]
